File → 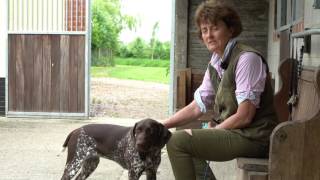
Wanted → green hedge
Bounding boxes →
[115,57,169,67]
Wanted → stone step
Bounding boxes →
[0,107,5,115]
[248,172,268,180]
[236,158,268,180]
[237,158,268,172]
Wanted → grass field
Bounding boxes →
[91,65,170,84]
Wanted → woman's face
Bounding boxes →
[200,20,233,56]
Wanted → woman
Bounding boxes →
[162,1,278,180]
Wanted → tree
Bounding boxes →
[128,37,147,58]
[162,41,171,59]
[92,0,117,50]
[152,40,170,60]
[118,42,133,57]
[91,0,136,66]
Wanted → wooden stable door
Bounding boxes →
[8,34,85,115]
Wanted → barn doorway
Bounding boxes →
[89,0,172,120]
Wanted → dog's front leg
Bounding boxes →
[146,169,157,180]
[128,168,143,180]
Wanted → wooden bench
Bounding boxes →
[176,58,320,179]
[236,59,320,180]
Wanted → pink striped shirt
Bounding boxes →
[194,52,267,113]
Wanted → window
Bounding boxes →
[276,0,304,29]
[293,0,304,21]
[280,0,287,27]
[276,0,289,29]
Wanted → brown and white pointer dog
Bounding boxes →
[60,118,171,180]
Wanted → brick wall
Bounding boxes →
[66,0,86,31]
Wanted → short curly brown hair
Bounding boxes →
[195,1,242,40]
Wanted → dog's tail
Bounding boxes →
[57,130,74,157]
[62,130,74,148]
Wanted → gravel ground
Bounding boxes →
[90,77,170,120]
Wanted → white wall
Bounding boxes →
[8,0,66,32]
[267,0,280,91]
[0,0,7,78]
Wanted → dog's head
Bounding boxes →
[132,118,171,153]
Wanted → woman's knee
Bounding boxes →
[166,130,191,154]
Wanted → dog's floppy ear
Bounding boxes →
[131,122,138,138]
[158,124,172,146]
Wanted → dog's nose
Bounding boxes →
[136,142,149,152]
[137,143,146,151]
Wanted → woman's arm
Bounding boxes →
[163,61,215,129]
[215,99,256,129]
[162,100,203,129]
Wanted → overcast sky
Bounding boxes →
[119,0,173,43]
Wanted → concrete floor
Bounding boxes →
[0,117,237,180]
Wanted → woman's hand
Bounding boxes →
[162,100,203,129]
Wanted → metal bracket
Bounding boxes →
[314,0,320,9]
[292,29,320,54]
[304,35,311,53]
[287,95,298,106]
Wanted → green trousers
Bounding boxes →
[166,129,268,180]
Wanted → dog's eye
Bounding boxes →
[145,128,150,134]
[135,127,142,133]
